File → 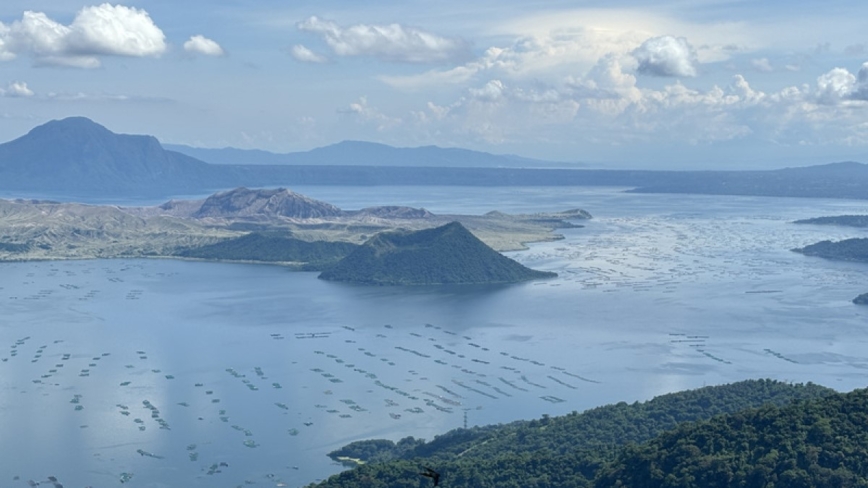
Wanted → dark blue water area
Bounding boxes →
[2,187,868,487]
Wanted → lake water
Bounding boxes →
[2,186,868,487]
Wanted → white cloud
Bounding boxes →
[632,36,698,77]
[399,58,868,154]
[751,57,773,72]
[3,81,34,97]
[339,96,402,131]
[297,16,468,63]
[184,35,225,57]
[812,63,868,103]
[816,67,856,103]
[0,25,13,61]
[290,44,328,64]
[0,4,166,68]
[379,46,518,89]
[382,29,704,91]
[468,80,506,102]
[67,4,165,56]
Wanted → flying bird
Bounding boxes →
[420,466,441,486]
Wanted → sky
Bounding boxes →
[0,1,867,169]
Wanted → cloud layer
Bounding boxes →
[297,16,469,63]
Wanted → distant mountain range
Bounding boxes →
[3,117,868,199]
[164,141,575,168]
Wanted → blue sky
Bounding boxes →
[0,1,867,169]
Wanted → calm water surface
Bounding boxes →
[2,187,868,487]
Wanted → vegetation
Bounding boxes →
[310,380,836,488]
[174,232,358,269]
[596,387,868,488]
[319,222,556,285]
[792,237,868,304]
[793,238,868,263]
[794,215,868,228]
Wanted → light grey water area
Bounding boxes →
[2,186,868,487]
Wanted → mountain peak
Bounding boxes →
[24,116,115,141]
[193,187,343,219]
[35,116,106,129]
[0,116,213,194]
[320,221,556,285]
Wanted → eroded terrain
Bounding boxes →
[0,188,589,263]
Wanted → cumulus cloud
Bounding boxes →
[367,59,868,159]
[469,80,506,102]
[0,4,166,68]
[297,16,468,63]
[816,67,857,103]
[813,63,868,103]
[632,36,698,77]
[290,44,328,63]
[3,81,34,97]
[184,35,224,57]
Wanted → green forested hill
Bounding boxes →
[308,380,835,488]
[793,238,868,262]
[318,221,556,285]
[174,232,358,269]
[596,386,868,488]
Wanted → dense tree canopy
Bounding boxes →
[310,380,838,488]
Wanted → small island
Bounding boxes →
[793,215,868,228]
[792,238,868,262]
[319,222,556,285]
[792,238,868,305]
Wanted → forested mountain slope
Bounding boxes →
[308,380,835,488]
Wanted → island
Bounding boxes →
[792,238,868,263]
[319,222,556,285]
[792,238,868,304]
[793,215,868,228]
[0,187,587,282]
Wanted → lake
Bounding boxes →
[2,186,868,487]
